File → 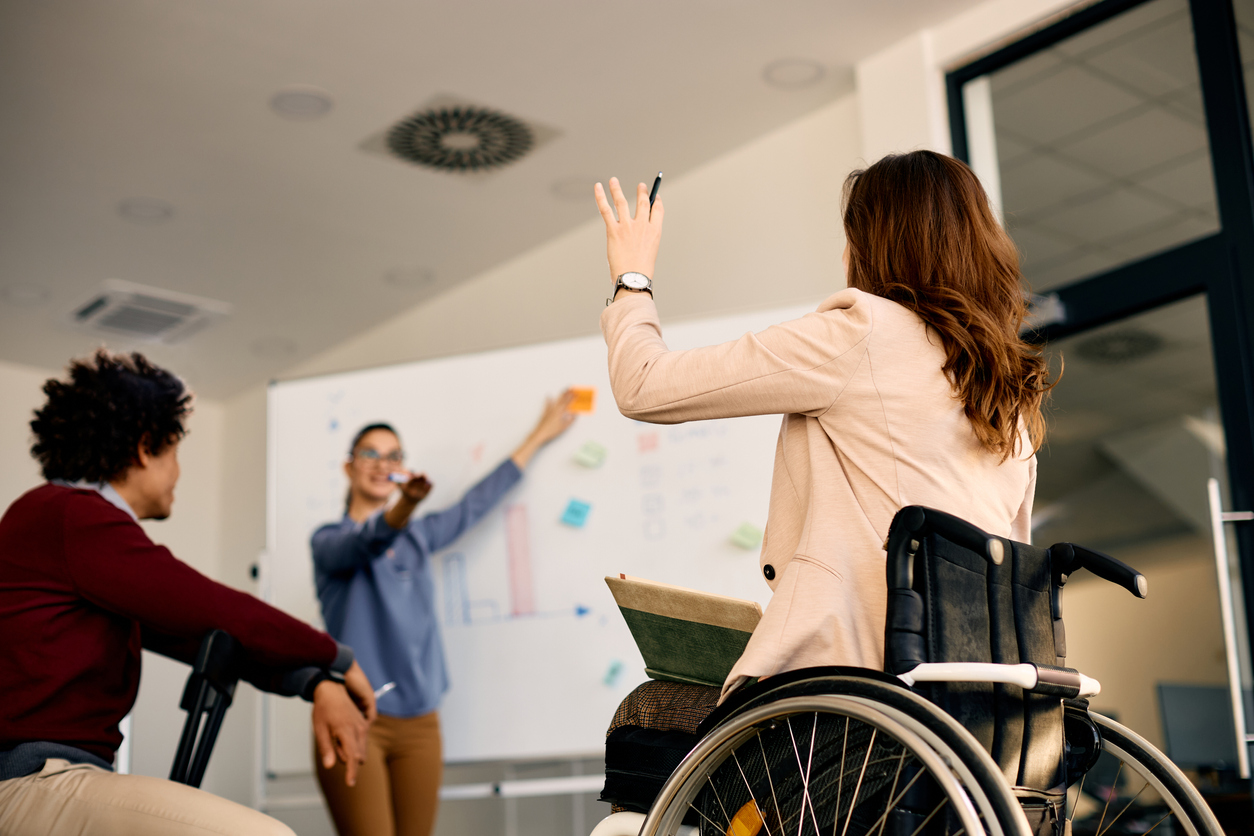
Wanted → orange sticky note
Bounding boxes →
[568,387,596,413]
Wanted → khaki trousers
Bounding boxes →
[0,758,293,836]
[315,711,442,836]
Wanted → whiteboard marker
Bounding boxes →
[388,472,409,484]
[374,681,397,698]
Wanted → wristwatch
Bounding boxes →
[607,272,653,306]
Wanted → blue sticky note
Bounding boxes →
[561,499,592,528]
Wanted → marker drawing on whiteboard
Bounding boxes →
[603,660,624,686]
[374,681,397,699]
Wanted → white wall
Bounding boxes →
[0,358,54,510]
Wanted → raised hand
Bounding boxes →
[594,177,664,290]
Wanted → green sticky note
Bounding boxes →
[574,440,607,468]
[730,522,763,550]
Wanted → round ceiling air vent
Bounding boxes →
[386,107,534,172]
[1074,328,1164,364]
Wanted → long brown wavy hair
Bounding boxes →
[842,150,1053,461]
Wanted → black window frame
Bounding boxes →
[946,0,1254,665]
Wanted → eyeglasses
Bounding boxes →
[354,449,404,465]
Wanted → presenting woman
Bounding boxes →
[311,393,575,836]
[593,151,1050,747]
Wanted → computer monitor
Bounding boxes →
[1157,683,1243,770]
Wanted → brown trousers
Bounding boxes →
[0,758,294,836]
[315,711,442,836]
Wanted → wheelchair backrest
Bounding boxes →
[883,510,1066,794]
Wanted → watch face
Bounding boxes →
[620,272,650,290]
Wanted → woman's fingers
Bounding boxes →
[593,182,616,225]
[650,195,663,225]
[608,177,631,222]
[636,182,650,220]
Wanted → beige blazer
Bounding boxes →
[601,288,1036,698]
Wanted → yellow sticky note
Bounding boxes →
[568,387,596,413]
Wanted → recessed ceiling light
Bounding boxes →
[383,267,436,288]
[0,283,49,307]
[251,336,298,357]
[270,87,334,120]
[118,198,174,224]
[552,177,597,202]
[763,59,826,90]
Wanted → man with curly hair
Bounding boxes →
[0,350,377,836]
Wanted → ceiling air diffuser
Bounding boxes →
[70,280,231,344]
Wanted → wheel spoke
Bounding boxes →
[805,713,821,836]
[861,754,929,836]
[731,748,774,836]
[705,772,733,831]
[838,729,877,836]
[1068,772,1086,824]
[905,796,950,836]
[1096,779,1148,836]
[688,800,727,832]
[758,732,784,834]
[832,716,849,835]
[1095,760,1125,836]
[1138,811,1174,836]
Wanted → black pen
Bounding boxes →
[649,172,663,207]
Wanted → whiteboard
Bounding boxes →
[264,302,815,771]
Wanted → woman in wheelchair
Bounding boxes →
[591,153,1222,836]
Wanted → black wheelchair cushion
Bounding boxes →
[601,725,700,818]
[886,529,1067,796]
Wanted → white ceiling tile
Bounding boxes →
[1053,0,1188,59]
[988,48,1064,96]
[1134,153,1218,210]
[994,131,1035,168]
[1006,223,1078,266]
[1036,187,1178,241]
[1162,85,1206,126]
[1056,107,1209,178]
[990,64,1145,146]
[1000,154,1106,216]
[1104,214,1218,260]
[1079,14,1199,98]
[1023,249,1128,292]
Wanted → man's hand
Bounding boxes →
[342,660,378,723]
[312,679,370,787]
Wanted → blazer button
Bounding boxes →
[763,564,775,581]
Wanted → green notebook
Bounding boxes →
[606,574,763,688]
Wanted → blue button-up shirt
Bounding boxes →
[311,459,521,718]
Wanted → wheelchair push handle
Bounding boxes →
[885,506,1007,591]
[1050,542,1148,599]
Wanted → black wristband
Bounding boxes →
[301,668,346,702]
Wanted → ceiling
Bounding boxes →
[0,0,990,398]
[988,0,1228,292]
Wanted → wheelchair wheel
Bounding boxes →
[1065,713,1223,836]
[642,694,1027,836]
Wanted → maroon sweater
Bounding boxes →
[0,484,337,763]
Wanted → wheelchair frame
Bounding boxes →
[592,507,1225,836]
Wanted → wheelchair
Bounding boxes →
[592,506,1225,836]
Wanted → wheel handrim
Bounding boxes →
[642,696,987,836]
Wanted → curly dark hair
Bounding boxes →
[30,349,193,483]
